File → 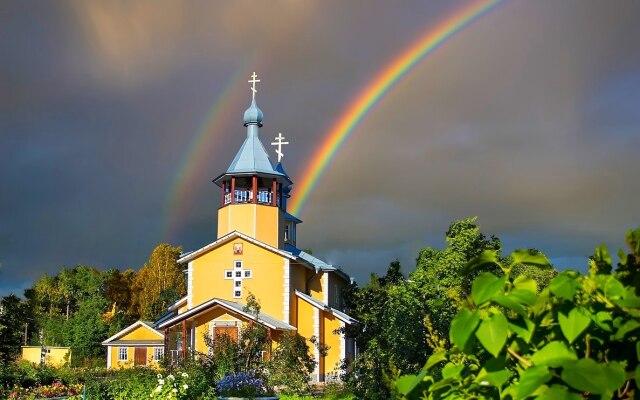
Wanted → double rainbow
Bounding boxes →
[289,0,504,215]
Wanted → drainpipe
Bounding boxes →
[306,267,321,294]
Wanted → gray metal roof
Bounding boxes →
[225,124,284,177]
[156,297,295,331]
[294,290,358,325]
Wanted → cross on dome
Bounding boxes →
[248,72,260,100]
[271,133,289,162]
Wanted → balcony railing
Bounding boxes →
[224,190,279,206]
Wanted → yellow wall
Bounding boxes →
[108,346,162,369]
[191,239,286,321]
[120,325,163,341]
[21,347,70,367]
[217,204,283,248]
[309,271,325,302]
[323,313,344,377]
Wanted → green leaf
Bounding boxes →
[537,385,583,400]
[508,316,535,343]
[560,359,611,395]
[592,311,613,332]
[424,350,447,370]
[492,294,526,317]
[637,341,640,360]
[442,363,464,379]
[549,273,580,300]
[471,273,507,306]
[515,365,551,400]
[529,341,577,367]
[475,312,508,358]
[475,367,512,388]
[464,250,500,274]
[510,249,552,269]
[613,319,640,340]
[636,365,640,394]
[510,288,538,306]
[513,274,537,295]
[558,307,591,344]
[395,369,429,397]
[601,362,626,393]
[450,309,480,350]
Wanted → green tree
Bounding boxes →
[267,332,316,394]
[0,294,34,361]
[131,243,185,320]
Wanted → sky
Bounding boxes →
[1,0,639,297]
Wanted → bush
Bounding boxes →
[395,229,640,399]
[267,332,316,394]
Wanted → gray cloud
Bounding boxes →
[1,1,639,292]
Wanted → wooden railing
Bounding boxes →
[223,190,278,206]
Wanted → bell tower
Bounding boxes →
[212,73,295,248]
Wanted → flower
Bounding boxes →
[155,385,163,392]
[181,372,188,378]
[182,384,188,390]
[167,374,175,381]
[158,379,165,385]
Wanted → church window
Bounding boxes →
[235,261,242,268]
[118,347,127,361]
[244,270,252,278]
[235,280,241,287]
[225,271,233,279]
[235,271,242,278]
[234,290,241,298]
[284,224,290,241]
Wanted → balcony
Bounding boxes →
[224,189,279,206]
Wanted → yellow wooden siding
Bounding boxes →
[217,204,282,247]
[191,239,285,321]
[21,347,70,367]
[308,271,324,302]
[120,325,163,341]
[323,312,344,377]
[109,346,163,369]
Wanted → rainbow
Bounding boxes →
[163,69,248,241]
[289,0,504,215]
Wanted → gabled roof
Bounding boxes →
[102,320,164,345]
[156,297,295,331]
[295,290,358,325]
[178,231,301,265]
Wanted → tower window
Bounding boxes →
[234,290,242,298]
[235,261,242,269]
[225,271,233,279]
[235,271,242,278]
[235,280,241,287]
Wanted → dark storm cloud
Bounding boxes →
[1,1,639,291]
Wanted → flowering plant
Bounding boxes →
[216,371,272,397]
[150,372,190,399]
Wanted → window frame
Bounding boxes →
[118,347,128,361]
[153,347,164,361]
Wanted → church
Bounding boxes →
[102,73,357,382]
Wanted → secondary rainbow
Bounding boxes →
[289,0,504,215]
[163,69,247,241]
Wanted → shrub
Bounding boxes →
[395,228,640,399]
[267,332,316,394]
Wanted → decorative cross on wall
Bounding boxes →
[271,132,289,162]
[248,72,260,100]
[224,261,252,298]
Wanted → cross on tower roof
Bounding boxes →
[271,132,289,162]
[248,72,260,100]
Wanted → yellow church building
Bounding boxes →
[103,74,357,382]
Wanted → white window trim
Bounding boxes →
[153,347,164,361]
[118,347,128,361]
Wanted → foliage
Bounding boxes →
[267,332,316,394]
[0,295,34,362]
[131,243,185,320]
[5,380,83,399]
[150,372,190,399]
[216,371,272,397]
[343,218,510,399]
[395,228,640,399]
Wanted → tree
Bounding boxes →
[267,332,316,394]
[0,294,34,362]
[131,244,185,320]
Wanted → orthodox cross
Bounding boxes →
[248,72,260,100]
[271,132,289,162]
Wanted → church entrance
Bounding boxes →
[134,347,147,366]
